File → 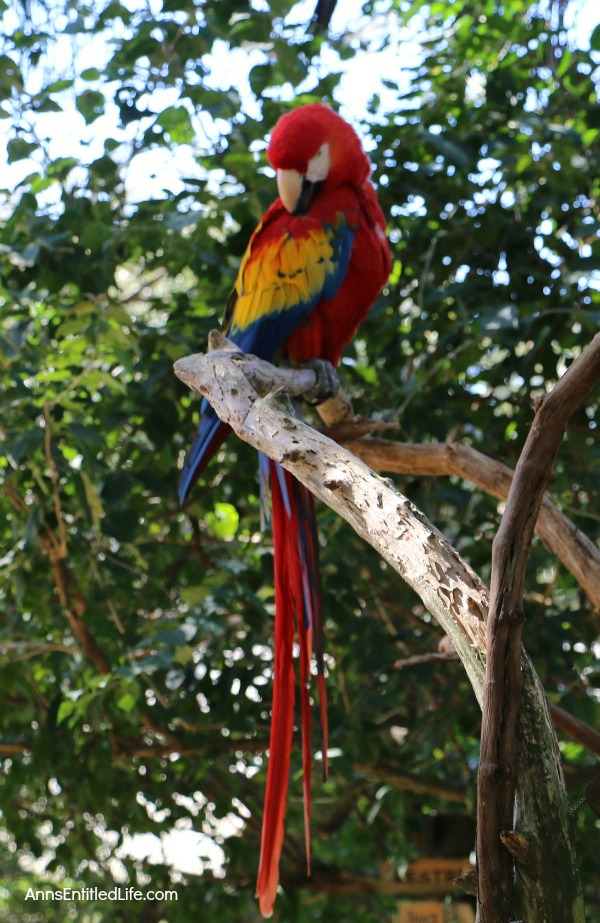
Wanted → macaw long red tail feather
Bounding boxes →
[255,462,328,918]
[256,464,296,918]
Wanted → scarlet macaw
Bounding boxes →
[179,103,391,917]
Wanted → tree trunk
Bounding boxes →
[511,656,586,921]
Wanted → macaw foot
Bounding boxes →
[302,358,339,404]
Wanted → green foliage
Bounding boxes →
[0,0,599,920]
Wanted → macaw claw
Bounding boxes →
[302,357,339,403]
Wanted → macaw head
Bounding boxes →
[267,103,372,215]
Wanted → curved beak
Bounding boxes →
[276,168,303,213]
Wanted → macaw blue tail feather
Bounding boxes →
[178,400,231,504]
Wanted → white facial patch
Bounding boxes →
[306,143,330,183]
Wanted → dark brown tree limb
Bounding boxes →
[41,539,111,674]
[393,651,460,669]
[8,422,191,747]
[311,0,338,30]
[356,762,468,804]
[476,332,600,923]
[0,743,30,757]
[6,414,112,675]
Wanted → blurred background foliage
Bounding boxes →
[0,0,599,919]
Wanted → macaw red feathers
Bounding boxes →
[179,103,390,917]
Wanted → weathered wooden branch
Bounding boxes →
[174,339,588,921]
[183,331,379,430]
[175,343,489,695]
[477,332,600,923]
[340,437,600,613]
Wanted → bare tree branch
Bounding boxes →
[339,437,600,613]
[548,702,600,758]
[393,651,460,669]
[477,332,600,923]
[175,343,489,696]
[356,762,469,804]
[42,543,111,674]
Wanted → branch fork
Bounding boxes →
[174,332,599,923]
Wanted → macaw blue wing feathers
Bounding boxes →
[178,401,230,504]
